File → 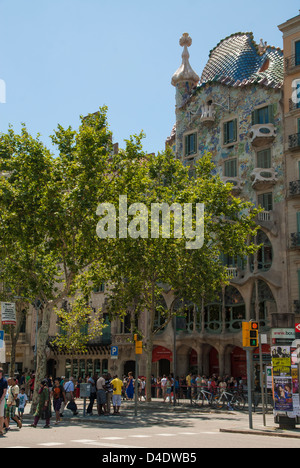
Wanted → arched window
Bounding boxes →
[250,230,273,272]
[224,286,245,331]
[251,280,276,327]
[204,294,222,334]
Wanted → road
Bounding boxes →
[1,411,300,449]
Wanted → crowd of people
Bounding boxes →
[0,368,126,434]
[0,366,245,435]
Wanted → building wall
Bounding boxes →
[279,14,300,322]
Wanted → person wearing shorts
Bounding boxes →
[111,375,123,414]
[0,368,8,436]
[5,377,22,429]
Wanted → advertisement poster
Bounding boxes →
[1,302,16,326]
[273,376,293,411]
[271,346,291,376]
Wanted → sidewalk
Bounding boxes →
[20,397,300,439]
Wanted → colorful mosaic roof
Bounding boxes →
[199,32,283,89]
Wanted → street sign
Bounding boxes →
[111,346,119,359]
[1,302,16,326]
[0,330,3,349]
[271,328,295,345]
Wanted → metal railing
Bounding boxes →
[290,232,300,248]
[288,133,300,150]
[289,180,300,197]
[285,54,300,71]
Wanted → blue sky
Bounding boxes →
[0,0,298,155]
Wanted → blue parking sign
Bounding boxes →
[111,346,118,359]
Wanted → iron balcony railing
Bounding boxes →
[289,180,300,197]
[290,232,300,248]
[285,54,300,71]
[289,98,300,112]
[289,133,300,150]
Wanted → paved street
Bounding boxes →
[1,406,300,449]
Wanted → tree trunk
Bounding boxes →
[145,280,156,402]
[145,334,154,402]
[9,303,27,377]
[31,302,53,413]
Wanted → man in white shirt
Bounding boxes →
[160,375,167,402]
[96,375,107,415]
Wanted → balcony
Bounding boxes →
[256,211,278,235]
[289,98,300,113]
[289,133,300,151]
[250,168,277,191]
[285,54,300,73]
[290,232,300,249]
[221,177,244,194]
[226,267,238,279]
[249,124,276,147]
[289,180,300,197]
[258,211,272,222]
[200,104,215,125]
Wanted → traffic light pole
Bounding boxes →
[246,348,253,430]
[135,354,139,417]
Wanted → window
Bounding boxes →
[255,230,273,272]
[295,40,300,67]
[258,192,273,211]
[184,133,197,157]
[223,119,237,145]
[224,158,237,177]
[252,105,274,125]
[297,212,300,233]
[93,283,105,293]
[257,149,271,168]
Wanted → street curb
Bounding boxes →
[219,428,300,439]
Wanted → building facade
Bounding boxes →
[159,30,287,378]
[278,13,300,325]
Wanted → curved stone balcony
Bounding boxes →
[250,167,278,190]
[249,123,276,147]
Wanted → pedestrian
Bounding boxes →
[87,374,97,415]
[5,377,22,430]
[126,372,134,400]
[31,379,52,428]
[160,374,167,402]
[140,377,146,401]
[52,377,66,425]
[17,387,28,420]
[186,372,192,399]
[96,374,107,415]
[166,376,172,402]
[64,376,78,416]
[111,374,123,414]
[105,373,113,414]
[28,373,35,402]
[0,368,8,436]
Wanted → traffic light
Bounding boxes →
[242,321,259,348]
[135,340,143,355]
[134,334,143,354]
